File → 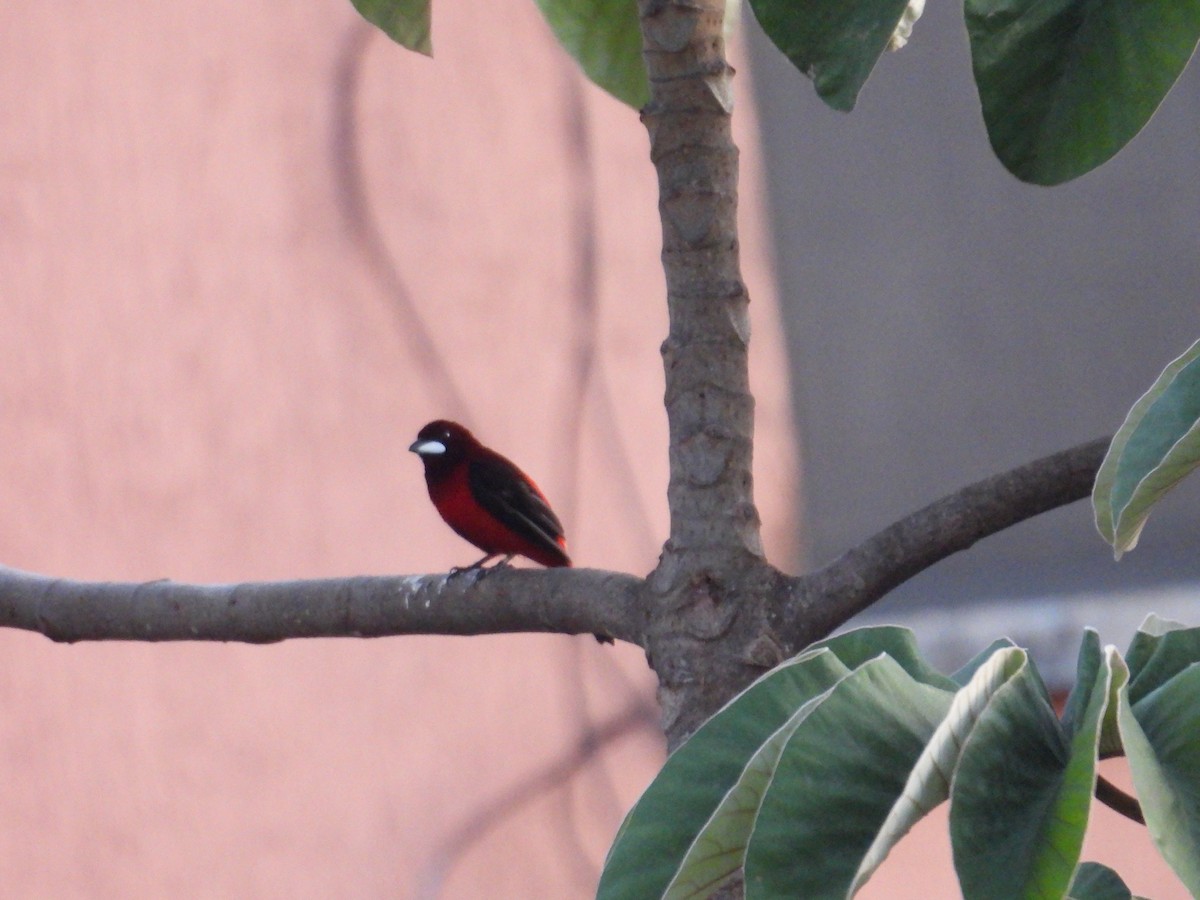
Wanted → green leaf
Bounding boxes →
[601,627,959,898]
[951,638,1112,900]
[851,646,1025,893]
[743,655,952,898]
[1093,338,1200,557]
[1107,616,1200,757]
[1068,862,1133,900]
[598,649,853,899]
[532,0,648,109]
[965,0,1200,185]
[748,0,913,112]
[350,0,432,55]
[1119,661,1200,894]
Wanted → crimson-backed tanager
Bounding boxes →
[409,420,611,644]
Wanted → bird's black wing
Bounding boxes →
[467,453,566,557]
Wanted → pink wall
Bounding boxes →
[0,0,1184,896]
[0,1,796,895]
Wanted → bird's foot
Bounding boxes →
[448,555,514,579]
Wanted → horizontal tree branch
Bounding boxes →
[0,565,647,645]
[0,438,1115,659]
[780,437,1112,646]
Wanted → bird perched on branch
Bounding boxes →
[409,419,570,568]
[409,420,610,643]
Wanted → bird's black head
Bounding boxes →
[408,420,476,469]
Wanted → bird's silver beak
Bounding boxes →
[409,439,447,456]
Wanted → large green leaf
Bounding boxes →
[965,0,1200,185]
[1093,339,1200,557]
[743,655,952,897]
[1119,660,1200,894]
[950,638,1018,686]
[350,0,432,54]
[660,692,828,898]
[598,649,853,899]
[851,646,1025,893]
[532,0,648,108]
[808,624,960,691]
[1125,620,1200,705]
[748,0,913,112]
[1123,613,1193,678]
[951,637,1112,899]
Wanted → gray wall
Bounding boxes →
[746,3,1200,615]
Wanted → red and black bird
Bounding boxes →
[409,420,611,643]
[409,420,571,569]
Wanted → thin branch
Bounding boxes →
[414,701,657,900]
[0,565,646,645]
[1095,774,1145,825]
[783,437,1112,644]
[555,57,659,557]
[556,56,601,528]
[331,21,471,421]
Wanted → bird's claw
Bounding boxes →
[447,557,512,580]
